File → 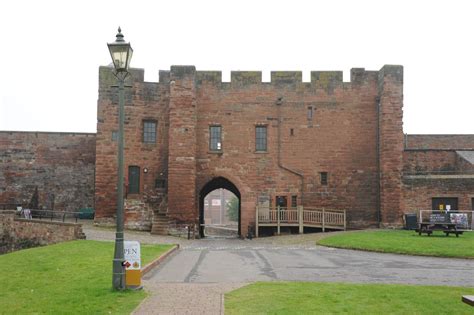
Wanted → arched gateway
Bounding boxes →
[199,177,241,237]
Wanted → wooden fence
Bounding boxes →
[255,206,346,237]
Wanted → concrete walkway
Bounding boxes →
[83,223,474,314]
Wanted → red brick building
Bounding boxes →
[1,64,473,237]
[94,64,417,236]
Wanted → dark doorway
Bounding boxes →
[472,198,474,211]
[275,195,288,208]
[128,166,140,194]
[432,197,458,211]
[199,177,241,238]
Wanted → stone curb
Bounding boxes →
[142,244,180,275]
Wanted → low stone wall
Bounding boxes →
[0,211,85,254]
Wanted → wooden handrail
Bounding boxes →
[256,206,346,236]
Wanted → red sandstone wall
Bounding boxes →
[405,135,474,150]
[402,149,474,212]
[95,65,406,234]
[378,66,404,226]
[0,131,95,212]
[403,178,474,211]
[193,69,382,231]
[402,133,474,214]
[403,151,458,174]
[167,66,198,223]
[95,67,169,229]
[402,130,474,213]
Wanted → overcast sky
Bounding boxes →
[1,0,473,134]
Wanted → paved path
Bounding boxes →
[83,224,474,314]
[147,244,474,286]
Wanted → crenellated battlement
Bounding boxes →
[99,65,400,91]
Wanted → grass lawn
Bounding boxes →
[0,240,173,314]
[317,230,474,258]
[226,282,474,314]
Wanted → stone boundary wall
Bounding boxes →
[405,134,474,150]
[0,211,85,254]
[0,131,96,212]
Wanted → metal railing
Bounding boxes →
[17,209,82,223]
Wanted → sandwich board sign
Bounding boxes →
[124,241,141,288]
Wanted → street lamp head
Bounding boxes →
[107,27,133,73]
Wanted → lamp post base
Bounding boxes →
[112,258,126,290]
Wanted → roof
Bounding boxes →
[456,151,474,164]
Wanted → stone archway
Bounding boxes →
[199,177,241,237]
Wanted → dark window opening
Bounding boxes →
[112,131,118,142]
[143,120,157,143]
[128,166,140,194]
[256,126,267,151]
[320,172,328,185]
[290,128,294,136]
[307,106,313,120]
[155,179,166,189]
[432,197,458,211]
[276,196,288,208]
[291,195,297,208]
[209,126,222,151]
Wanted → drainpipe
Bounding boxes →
[276,97,305,204]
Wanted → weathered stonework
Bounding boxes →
[402,135,474,212]
[0,131,96,212]
[2,64,473,237]
[0,211,85,254]
[95,64,411,235]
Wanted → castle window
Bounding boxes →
[320,172,328,185]
[112,131,118,142]
[143,120,157,143]
[209,126,222,151]
[307,106,313,120]
[255,126,267,151]
[291,195,297,208]
[128,166,140,194]
[155,179,166,189]
[276,196,288,208]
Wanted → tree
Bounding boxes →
[226,196,239,222]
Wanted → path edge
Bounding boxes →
[142,244,180,275]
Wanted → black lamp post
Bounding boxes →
[107,27,133,291]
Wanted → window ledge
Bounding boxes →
[126,193,141,199]
[255,151,268,154]
[208,150,223,155]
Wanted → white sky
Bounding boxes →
[1,0,473,134]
